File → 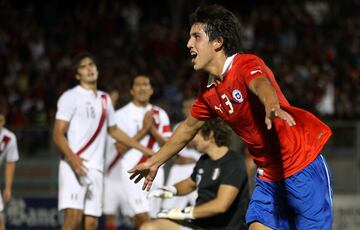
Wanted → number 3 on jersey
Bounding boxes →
[221,94,234,114]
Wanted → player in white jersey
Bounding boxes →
[53,52,153,230]
[103,75,171,230]
[0,104,19,230]
[161,98,201,211]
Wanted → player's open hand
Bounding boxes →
[265,105,296,130]
[128,159,158,191]
[68,154,88,177]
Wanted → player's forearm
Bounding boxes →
[109,127,152,156]
[148,117,203,168]
[192,198,228,218]
[116,128,149,154]
[174,178,196,196]
[4,162,15,190]
[53,132,75,158]
[250,77,279,108]
[150,127,167,146]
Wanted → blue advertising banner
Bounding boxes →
[5,197,62,230]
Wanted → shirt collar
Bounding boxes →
[75,85,98,97]
[206,53,237,88]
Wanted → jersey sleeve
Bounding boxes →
[114,109,128,132]
[220,155,247,189]
[5,135,19,162]
[242,55,271,86]
[105,94,116,127]
[191,95,216,119]
[55,91,76,122]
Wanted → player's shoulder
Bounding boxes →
[1,128,16,140]
[234,53,265,67]
[115,102,132,115]
[222,150,246,167]
[59,85,80,99]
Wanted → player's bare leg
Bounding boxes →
[105,214,117,230]
[84,215,98,230]
[140,219,182,230]
[0,212,5,230]
[62,208,83,230]
[133,212,150,229]
[249,221,273,230]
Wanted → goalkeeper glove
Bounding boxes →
[147,185,177,199]
[157,206,194,220]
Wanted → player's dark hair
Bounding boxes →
[200,118,232,147]
[71,52,97,75]
[130,74,152,88]
[189,4,243,56]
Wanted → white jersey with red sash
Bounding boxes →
[0,128,19,164]
[55,85,116,171]
[108,102,171,174]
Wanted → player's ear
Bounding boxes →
[213,37,224,51]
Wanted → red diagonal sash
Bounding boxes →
[76,94,107,156]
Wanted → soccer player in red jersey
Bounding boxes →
[129,4,333,230]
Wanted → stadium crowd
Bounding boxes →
[0,0,358,129]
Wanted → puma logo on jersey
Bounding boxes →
[214,105,223,113]
[250,70,262,75]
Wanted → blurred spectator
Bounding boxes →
[0,0,358,131]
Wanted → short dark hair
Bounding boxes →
[200,118,232,147]
[71,52,97,75]
[189,4,243,56]
[130,74,151,88]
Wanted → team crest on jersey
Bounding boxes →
[232,89,243,103]
[212,168,220,180]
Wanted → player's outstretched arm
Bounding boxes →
[129,115,205,191]
[248,76,296,129]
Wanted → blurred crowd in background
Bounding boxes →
[0,0,359,129]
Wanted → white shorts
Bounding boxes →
[58,160,103,217]
[162,163,197,210]
[102,175,123,215]
[112,166,164,218]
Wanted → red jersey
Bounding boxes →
[191,54,332,181]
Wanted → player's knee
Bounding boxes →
[84,217,98,230]
[63,214,82,229]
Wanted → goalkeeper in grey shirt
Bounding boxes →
[142,118,250,230]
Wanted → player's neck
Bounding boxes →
[80,82,97,94]
[132,100,149,108]
[207,146,229,160]
[206,53,227,81]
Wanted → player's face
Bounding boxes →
[187,23,217,71]
[193,132,210,154]
[75,57,98,84]
[0,114,5,129]
[131,76,153,104]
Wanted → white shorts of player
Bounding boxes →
[162,163,198,210]
[103,166,164,218]
[58,160,103,217]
